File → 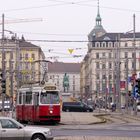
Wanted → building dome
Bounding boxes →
[88,0,106,40]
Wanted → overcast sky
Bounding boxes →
[0,0,140,62]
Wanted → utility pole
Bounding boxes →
[125,58,129,113]
[104,57,107,112]
[1,14,5,115]
[133,14,137,115]
[113,45,117,105]
[116,34,121,112]
[16,36,20,89]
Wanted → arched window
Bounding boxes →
[102,42,106,47]
[96,42,100,47]
[108,42,112,47]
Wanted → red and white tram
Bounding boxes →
[16,83,61,124]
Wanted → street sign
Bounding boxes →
[68,49,74,54]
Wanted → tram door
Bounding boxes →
[33,92,39,122]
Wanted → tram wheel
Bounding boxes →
[32,134,45,140]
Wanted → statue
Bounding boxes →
[63,73,69,92]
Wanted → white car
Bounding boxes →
[0,117,53,140]
[137,105,140,111]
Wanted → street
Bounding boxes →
[27,110,140,140]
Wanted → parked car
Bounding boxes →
[0,117,53,140]
[137,102,140,111]
[0,100,11,111]
[62,101,93,112]
[86,99,96,110]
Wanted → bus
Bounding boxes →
[16,83,61,124]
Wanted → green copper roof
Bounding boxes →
[96,13,101,21]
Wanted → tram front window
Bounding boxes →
[40,92,59,104]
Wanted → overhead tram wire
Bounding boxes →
[0,1,140,13]
[0,0,96,13]
[10,31,86,37]
[0,3,70,13]
[27,39,89,42]
[47,0,97,4]
[27,39,140,43]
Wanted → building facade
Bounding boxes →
[0,37,45,99]
[81,3,140,106]
[48,62,81,98]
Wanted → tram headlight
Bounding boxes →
[49,110,53,114]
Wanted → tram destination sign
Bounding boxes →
[44,85,56,90]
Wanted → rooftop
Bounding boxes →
[48,62,81,73]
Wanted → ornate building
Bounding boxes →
[81,1,140,106]
[0,37,45,99]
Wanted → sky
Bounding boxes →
[0,0,140,62]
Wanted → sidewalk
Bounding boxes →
[60,112,105,125]
[60,110,140,126]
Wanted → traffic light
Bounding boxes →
[135,78,140,98]
[1,79,6,94]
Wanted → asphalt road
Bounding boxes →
[23,111,140,139]
[52,128,140,137]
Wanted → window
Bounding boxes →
[40,92,59,104]
[102,52,106,57]
[73,85,75,91]
[109,75,112,79]
[124,52,128,58]
[102,63,106,69]
[25,63,29,69]
[132,52,135,58]
[132,61,135,69]
[125,42,128,47]
[109,53,112,59]
[102,83,106,92]
[96,74,100,79]
[31,53,35,60]
[19,93,22,104]
[57,80,59,85]
[73,80,75,85]
[20,53,22,60]
[102,42,106,47]
[0,119,19,128]
[96,83,100,93]
[109,63,112,69]
[25,92,32,104]
[114,42,118,47]
[10,52,13,59]
[96,62,100,69]
[25,53,28,60]
[108,42,112,47]
[96,53,99,58]
[109,83,112,92]
[96,42,100,47]
[102,75,106,79]
[124,62,127,69]
[114,53,117,59]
